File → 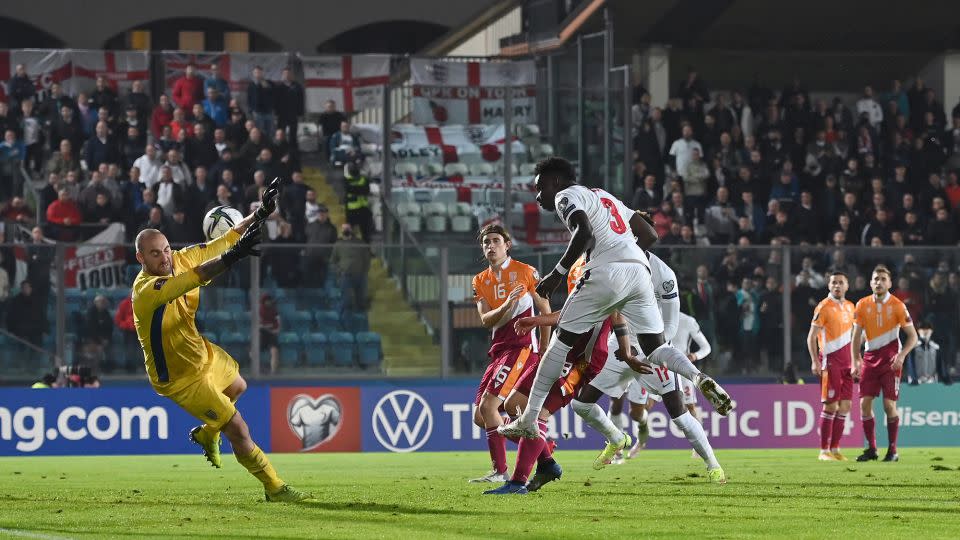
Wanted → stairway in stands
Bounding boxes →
[301,167,442,376]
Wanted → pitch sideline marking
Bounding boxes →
[0,528,74,540]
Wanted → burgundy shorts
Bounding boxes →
[474,347,538,405]
[821,362,854,403]
[860,365,901,400]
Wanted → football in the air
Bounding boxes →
[202,205,243,240]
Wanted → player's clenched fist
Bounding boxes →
[535,270,564,298]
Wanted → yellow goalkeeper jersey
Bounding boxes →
[132,230,239,392]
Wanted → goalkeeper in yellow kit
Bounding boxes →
[132,178,309,502]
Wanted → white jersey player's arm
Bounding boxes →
[651,254,680,341]
[689,328,711,361]
[660,296,680,342]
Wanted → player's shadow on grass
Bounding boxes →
[301,500,486,517]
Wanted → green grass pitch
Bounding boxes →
[1,448,959,539]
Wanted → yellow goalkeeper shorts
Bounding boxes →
[163,342,240,431]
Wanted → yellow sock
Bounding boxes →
[236,445,284,493]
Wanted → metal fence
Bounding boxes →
[1,242,956,384]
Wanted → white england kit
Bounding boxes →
[587,252,680,402]
[671,313,712,405]
[555,185,663,335]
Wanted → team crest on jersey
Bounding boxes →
[154,279,167,290]
[557,197,576,219]
[662,280,675,293]
[204,409,219,421]
[509,272,517,282]
[485,280,491,285]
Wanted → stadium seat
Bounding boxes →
[203,331,218,344]
[278,303,300,318]
[355,331,382,369]
[302,332,328,366]
[469,162,494,176]
[328,332,356,367]
[219,332,248,361]
[444,162,469,177]
[278,332,301,366]
[398,202,423,233]
[424,202,448,232]
[530,143,554,160]
[284,312,313,333]
[394,161,419,179]
[222,288,247,306]
[207,311,234,332]
[367,160,383,178]
[344,312,369,333]
[449,202,474,232]
[231,312,251,332]
[519,162,537,176]
[497,162,519,176]
[419,162,444,177]
[314,310,341,330]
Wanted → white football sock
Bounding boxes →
[519,335,571,424]
[673,411,720,469]
[647,343,701,381]
[572,399,625,444]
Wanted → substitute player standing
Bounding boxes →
[500,157,732,441]
[470,224,551,482]
[133,179,309,502]
[806,271,856,461]
[851,265,918,462]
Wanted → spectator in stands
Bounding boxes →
[18,100,42,175]
[204,62,231,102]
[90,76,118,116]
[225,107,248,149]
[305,199,336,287]
[240,127,269,171]
[331,223,370,312]
[153,166,184,216]
[140,206,166,235]
[318,99,346,160]
[76,93,97,136]
[207,184,236,212]
[735,276,760,373]
[268,221,301,287]
[113,295,137,372]
[164,149,192,186]
[632,174,662,213]
[1,196,35,225]
[668,123,702,177]
[254,148,278,182]
[185,123,218,170]
[203,87,229,129]
[943,171,960,210]
[344,161,372,242]
[275,67,304,139]
[150,94,173,140]
[84,192,117,224]
[132,143,162,189]
[219,169,242,205]
[259,292,281,374]
[169,107,193,140]
[83,121,118,172]
[328,121,361,166]
[7,281,44,347]
[165,207,195,245]
[791,190,819,243]
[682,147,710,217]
[737,190,765,237]
[38,82,72,128]
[50,104,84,154]
[704,186,738,244]
[6,64,36,109]
[758,275,783,370]
[0,251,8,326]
[244,170,268,209]
[191,103,215,137]
[926,271,956,384]
[272,128,298,173]
[0,129,24,199]
[123,80,151,122]
[172,64,203,116]
[247,66,275,134]
[281,171,308,240]
[926,208,959,245]
[652,200,675,239]
[84,293,113,355]
[213,127,228,155]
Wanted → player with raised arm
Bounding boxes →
[806,271,856,461]
[133,179,309,502]
[470,224,551,483]
[851,265,918,462]
[483,260,610,495]
[500,157,732,443]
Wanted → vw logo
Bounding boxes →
[372,390,433,453]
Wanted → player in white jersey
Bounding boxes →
[499,157,732,451]
[627,310,712,460]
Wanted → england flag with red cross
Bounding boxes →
[410,59,537,125]
[300,54,391,113]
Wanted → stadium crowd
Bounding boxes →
[631,71,959,382]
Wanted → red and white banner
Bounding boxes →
[299,54,391,113]
[0,50,146,102]
[357,123,526,164]
[12,223,127,290]
[161,51,290,105]
[410,59,537,125]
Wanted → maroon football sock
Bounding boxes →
[830,414,846,450]
[485,427,508,474]
[862,416,877,451]
[819,411,835,451]
[886,417,899,453]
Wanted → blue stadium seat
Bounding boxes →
[313,310,340,331]
[203,331,218,344]
[278,302,299,318]
[206,311,234,332]
[125,264,141,284]
[219,332,248,361]
[302,332,328,366]
[284,311,313,333]
[328,331,355,367]
[222,302,245,315]
[278,332,301,366]
[231,312,251,331]
[344,313,369,333]
[222,288,246,306]
[108,289,129,304]
[356,331,382,369]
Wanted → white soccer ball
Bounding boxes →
[202,205,244,241]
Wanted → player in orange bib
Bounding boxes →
[851,265,918,462]
[806,271,856,461]
[470,224,552,483]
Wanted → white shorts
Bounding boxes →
[592,334,678,402]
[560,262,664,336]
[678,375,698,405]
[627,380,662,405]
[590,350,638,399]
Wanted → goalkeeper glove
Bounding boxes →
[221,221,263,268]
[255,177,282,221]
